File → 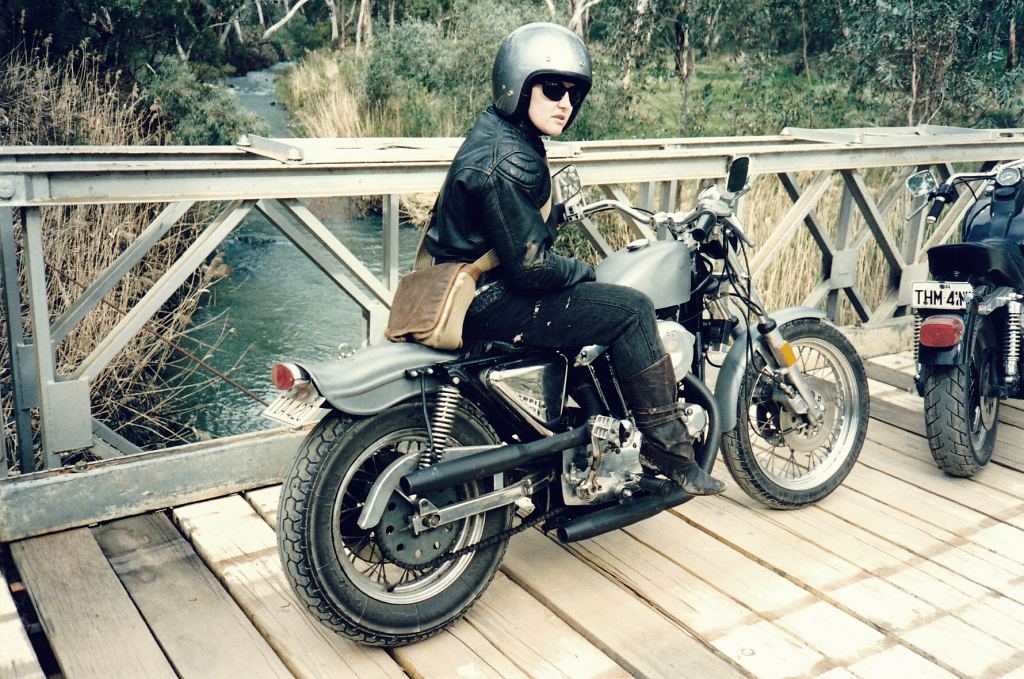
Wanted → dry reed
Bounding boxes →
[1,48,220,470]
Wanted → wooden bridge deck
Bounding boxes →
[3,352,1023,679]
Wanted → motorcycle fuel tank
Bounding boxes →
[595,239,692,310]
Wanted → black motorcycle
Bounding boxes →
[263,158,869,646]
[907,162,1024,476]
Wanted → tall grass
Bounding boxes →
[0,48,219,469]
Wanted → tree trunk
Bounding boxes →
[325,0,340,42]
[254,0,265,28]
[621,0,653,92]
[263,0,312,39]
[389,0,396,27]
[356,0,373,51]
[800,0,812,87]
[1010,10,1017,69]
[569,0,603,39]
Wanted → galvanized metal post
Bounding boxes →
[828,186,854,320]
[22,208,92,467]
[382,193,401,291]
[0,208,39,472]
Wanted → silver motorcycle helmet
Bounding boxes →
[492,22,592,131]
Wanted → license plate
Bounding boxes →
[261,392,329,428]
[912,281,974,310]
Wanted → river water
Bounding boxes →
[183,65,419,436]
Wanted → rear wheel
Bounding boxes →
[277,402,511,646]
[722,318,869,508]
[924,318,999,476]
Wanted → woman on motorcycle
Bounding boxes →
[424,22,724,496]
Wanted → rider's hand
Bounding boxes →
[552,202,567,228]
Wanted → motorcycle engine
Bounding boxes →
[561,415,643,505]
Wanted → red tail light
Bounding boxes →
[271,363,306,390]
[919,315,965,348]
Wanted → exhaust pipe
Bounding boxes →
[401,423,591,496]
[683,372,721,474]
[558,478,690,543]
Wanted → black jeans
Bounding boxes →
[464,279,665,380]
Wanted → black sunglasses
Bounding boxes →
[539,79,582,107]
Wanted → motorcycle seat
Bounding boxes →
[927,239,1024,289]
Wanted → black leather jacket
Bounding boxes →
[424,106,595,292]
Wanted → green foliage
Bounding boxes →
[834,0,1024,125]
[361,0,547,134]
[138,55,267,145]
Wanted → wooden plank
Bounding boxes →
[865,419,1024,502]
[816,483,1024,604]
[396,620,529,679]
[856,438,1024,532]
[172,496,405,679]
[92,513,293,679]
[243,487,531,679]
[577,510,887,669]
[719,483,1024,673]
[565,518,838,677]
[455,573,629,679]
[502,528,742,678]
[677,497,944,634]
[901,614,1022,678]
[246,486,634,679]
[869,377,1024,471]
[9,528,176,679]
[0,563,44,679]
[845,645,958,679]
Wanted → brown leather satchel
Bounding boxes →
[385,234,499,350]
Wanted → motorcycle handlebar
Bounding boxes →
[691,211,715,241]
[926,196,947,224]
[571,199,655,224]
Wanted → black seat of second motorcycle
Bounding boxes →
[928,239,1024,289]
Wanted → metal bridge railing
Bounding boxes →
[2,125,1024,539]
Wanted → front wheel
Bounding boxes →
[721,318,870,508]
[277,402,512,646]
[923,317,999,477]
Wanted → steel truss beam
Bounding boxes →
[0,127,1019,533]
[0,428,303,541]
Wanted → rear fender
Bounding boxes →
[296,342,457,415]
[714,307,828,432]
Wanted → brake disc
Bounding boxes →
[375,488,462,567]
[779,377,838,452]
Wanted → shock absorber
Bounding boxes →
[913,312,922,365]
[420,385,461,468]
[1006,298,1022,382]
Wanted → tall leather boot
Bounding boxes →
[621,355,725,496]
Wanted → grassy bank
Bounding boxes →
[0,50,225,468]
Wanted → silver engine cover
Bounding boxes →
[658,320,695,382]
[484,357,568,435]
[561,416,643,505]
[595,239,693,310]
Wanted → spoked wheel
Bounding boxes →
[722,318,870,508]
[277,402,511,646]
[924,317,999,476]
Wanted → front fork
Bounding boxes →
[724,248,824,423]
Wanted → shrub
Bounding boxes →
[139,55,268,145]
